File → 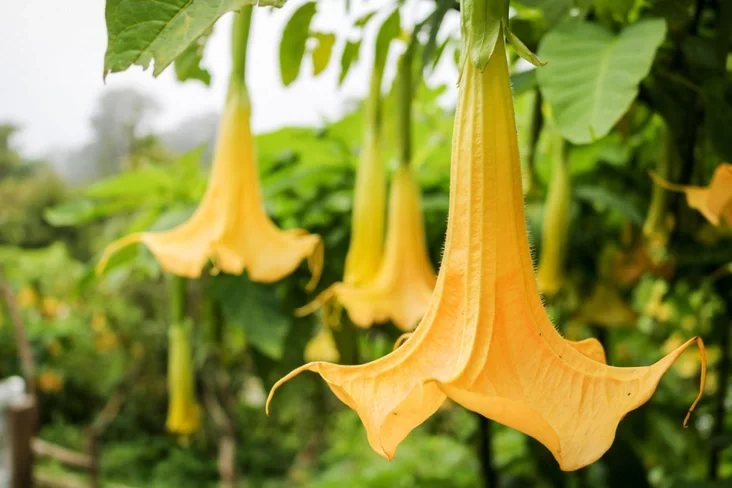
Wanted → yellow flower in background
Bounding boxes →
[95,332,118,352]
[41,297,62,319]
[299,167,436,331]
[269,33,706,471]
[343,129,387,286]
[575,283,637,328]
[38,371,64,393]
[91,312,107,332]
[47,339,63,357]
[651,163,732,227]
[304,326,340,363]
[96,90,323,290]
[537,132,571,296]
[166,323,200,435]
[17,285,38,309]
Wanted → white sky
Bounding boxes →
[0,0,458,159]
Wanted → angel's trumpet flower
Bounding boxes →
[298,46,435,331]
[166,322,200,435]
[342,76,387,287]
[537,132,571,296]
[299,167,436,331]
[96,11,322,288]
[650,163,732,227]
[267,31,705,471]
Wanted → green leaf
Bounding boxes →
[104,0,278,79]
[537,19,667,144]
[339,40,362,85]
[703,78,732,161]
[461,0,508,69]
[210,273,292,359]
[173,28,213,85]
[85,167,173,199]
[421,0,452,71]
[374,8,401,72]
[575,185,645,224]
[507,27,545,67]
[514,0,573,27]
[43,200,97,227]
[511,69,537,96]
[44,200,139,227]
[354,10,377,28]
[279,1,317,86]
[311,32,336,76]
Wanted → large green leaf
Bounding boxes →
[210,273,292,360]
[279,1,317,86]
[537,19,667,144]
[514,0,573,27]
[173,27,213,85]
[103,0,283,78]
[85,167,173,199]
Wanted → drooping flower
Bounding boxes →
[299,167,436,331]
[166,322,200,435]
[96,11,322,289]
[343,128,387,286]
[267,31,705,471]
[536,130,571,296]
[650,163,732,227]
[298,47,435,331]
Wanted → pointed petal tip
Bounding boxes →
[265,362,322,416]
[683,336,706,428]
[95,233,145,277]
[305,237,325,292]
[294,286,336,317]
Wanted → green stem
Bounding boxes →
[477,415,497,488]
[228,7,253,104]
[202,292,225,347]
[396,46,414,168]
[366,64,385,132]
[708,291,731,480]
[643,124,672,239]
[167,275,187,326]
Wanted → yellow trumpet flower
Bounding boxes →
[299,167,435,331]
[650,163,732,227]
[96,84,322,288]
[268,32,705,471]
[537,133,571,296]
[343,129,386,286]
[166,322,200,435]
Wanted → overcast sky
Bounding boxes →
[0,0,458,160]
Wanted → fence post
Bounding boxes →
[9,395,36,488]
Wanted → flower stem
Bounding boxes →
[167,275,187,325]
[228,7,253,104]
[708,291,731,480]
[477,414,497,488]
[643,124,672,240]
[396,45,414,168]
